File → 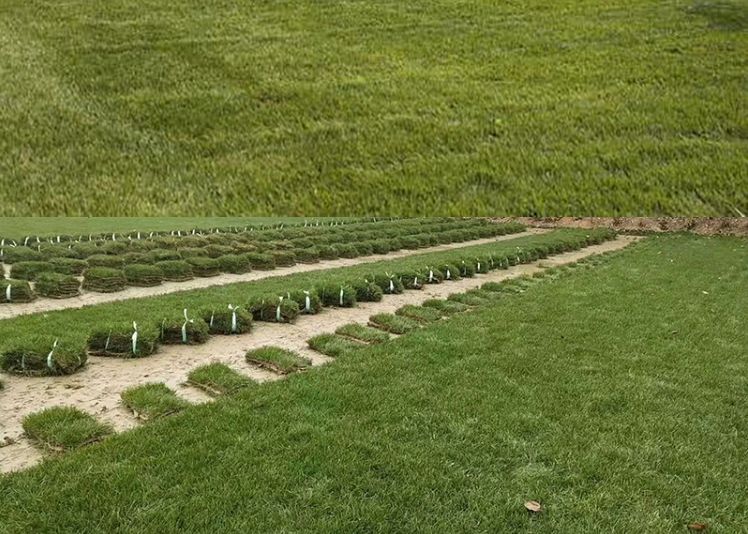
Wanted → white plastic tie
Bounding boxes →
[132,322,139,354]
[339,287,345,306]
[228,304,238,333]
[276,296,284,322]
[428,269,434,283]
[5,283,11,302]
[446,268,451,280]
[24,236,29,246]
[209,311,215,328]
[182,308,193,343]
[303,290,311,312]
[47,339,59,371]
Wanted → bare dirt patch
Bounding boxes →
[492,217,748,236]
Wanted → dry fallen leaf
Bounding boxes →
[524,500,542,513]
[687,522,708,531]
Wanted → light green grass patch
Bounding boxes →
[120,383,190,421]
[368,313,422,335]
[245,346,311,375]
[187,363,255,396]
[307,334,365,358]
[335,323,390,344]
[22,406,113,452]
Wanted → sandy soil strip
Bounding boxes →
[0,230,547,320]
[0,236,639,473]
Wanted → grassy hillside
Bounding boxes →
[0,0,746,216]
[1,234,746,532]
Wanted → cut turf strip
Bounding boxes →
[22,406,113,452]
[395,304,443,323]
[245,346,311,375]
[335,323,390,344]
[0,236,639,473]
[120,383,191,421]
[368,313,423,334]
[307,334,365,358]
[0,230,545,320]
[187,363,255,397]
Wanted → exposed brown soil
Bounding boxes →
[0,236,639,474]
[491,217,748,236]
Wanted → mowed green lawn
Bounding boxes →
[1,234,746,532]
[1,0,746,216]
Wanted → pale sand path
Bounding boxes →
[0,236,640,473]
[0,230,548,320]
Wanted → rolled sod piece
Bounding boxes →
[333,243,358,259]
[82,267,127,293]
[247,295,300,323]
[98,241,128,255]
[349,279,383,302]
[121,383,190,421]
[308,333,364,358]
[422,266,445,284]
[185,257,221,277]
[156,260,194,282]
[49,257,88,276]
[86,254,125,269]
[335,323,390,344]
[292,247,319,264]
[397,269,426,290]
[243,252,275,270]
[187,363,255,396]
[270,250,296,267]
[22,406,113,452]
[10,261,55,281]
[422,298,470,315]
[395,304,443,323]
[316,245,339,261]
[0,337,87,376]
[148,248,182,263]
[245,346,311,375]
[369,273,405,295]
[159,313,210,345]
[204,244,235,258]
[0,279,35,303]
[88,322,160,358]
[69,242,100,258]
[217,254,252,274]
[353,242,374,256]
[441,263,462,281]
[285,289,323,314]
[121,252,154,265]
[178,247,208,259]
[370,239,391,255]
[201,306,253,335]
[0,246,45,264]
[34,273,81,299]
[368,313,421,335]
[458,259,477,278]
[315,283,356,307]
[123,264,164,287]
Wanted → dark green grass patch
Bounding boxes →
[187,363,255,396]
[120,383,190,421]
[49,257,88,276]
[201,306,253,335]
[307,333,365,357]
[271,251,296,267]
[34,272,81,299]
[368,313,422,334]
[243,253,276,271]
[88,322,160,358]
[245,346,311,374]
[421,298,471,315]
[1,236,747,532]
[82,267,127,293]
[335,323,390,344]
[22,407,113,452]
[315,283,357,307]
[86,254,124,269]
[285,289,323,314]
[395,304,443,323]
[350,279,384,302]
[248,295,300,323]
[217,254,252,274]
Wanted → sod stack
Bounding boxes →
[201,306,253,335]
[0,337,87,376]
[159,311,210,344]
[82,268,127,293]
[35,273,81,299]
[1,279,35,303]
[88,322,160,358]
[248,295,300,323]
[123,264,163,287]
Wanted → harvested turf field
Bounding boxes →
[0,233,746,531]
[1,2,746,216]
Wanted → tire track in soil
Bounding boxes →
[0,235,640,473]
[0,230,547,320]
